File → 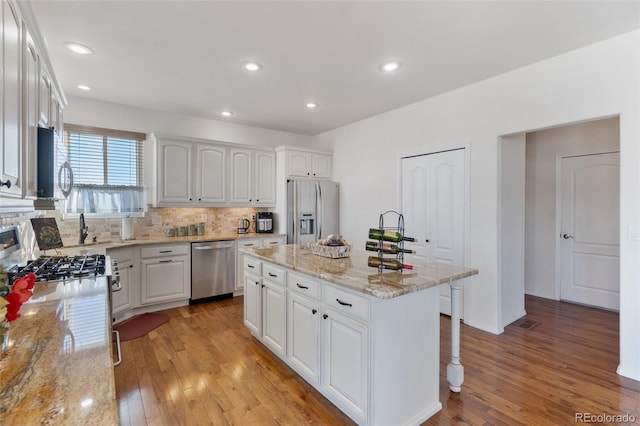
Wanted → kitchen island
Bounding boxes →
[241,244,478,425]
[0,278,117,425]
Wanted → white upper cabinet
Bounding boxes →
[230,148,276,205]
[254,151,276,204]
[195,144,226,203]
[150,135,275,207]
[23,32,38,199]
[1,0,23,197]
[230,148,251,204]
[285,149,332,179]
[157,138,193,203]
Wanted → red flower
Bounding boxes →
[5,291,22,322]
[12,273,36,303]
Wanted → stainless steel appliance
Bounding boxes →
[287,179,339,244]
[191,240,235,301]
[237,218,250,234]
[256,212,274,233]
[5,250,121,366]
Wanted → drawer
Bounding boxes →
[262,263,285,285]
[287,271,320,300]
[140,243,190,259]
[237,238,262,249]
[262,236,286,247]
[324,284,370,323]
[244,256,262,274]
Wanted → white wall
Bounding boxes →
[524,117,620,299]
[499,133,526,328]
[64,96,312,149]
[312,30,640,380]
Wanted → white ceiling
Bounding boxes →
[31,1,640,136]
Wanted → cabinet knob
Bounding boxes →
[313,173,316,176]
[306,172,310,176]
[189,198,192,201]
[0,179,11,188]
[255,281,260,286]
[261,284,265,288]
[198,198,202,201]
[323,314,328,320]
[256,199,259,202]
[312,309,317,315]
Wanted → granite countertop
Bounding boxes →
[48,232,285,256]
[241,244,478,299]
[0,278,117,425]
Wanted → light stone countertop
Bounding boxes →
[45,232,285,256]
[241,244,478,299]
[0,277,117,425]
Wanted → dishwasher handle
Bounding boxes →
[192,241,235,250]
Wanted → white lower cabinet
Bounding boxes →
[321,308,369,422]
[107,247,137,318]
[287,291,320,385]
[140,243,190,305]
[235,235,286,292]
[262,277,286,357]
[244,256,442,426]
[244,271,262,336]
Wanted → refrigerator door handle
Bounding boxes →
[317,181,323,240]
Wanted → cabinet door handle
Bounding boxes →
[336,298,352,307]
[244,243,255,247]
[247,264,255,268]
[312,309,317,315]
[296,283,309,290]
[323,314,328,319]
[268,272,277,278]
[0,179,11,188]
[159,250,173,253]
[159,260,172,263]
[269,242,278,245]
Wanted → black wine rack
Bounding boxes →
[374,210,405,272]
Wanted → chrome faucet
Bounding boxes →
[79,213,89,244]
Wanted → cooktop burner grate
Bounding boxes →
[7,254,107,284]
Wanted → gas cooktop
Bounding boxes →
[7,254,107,284]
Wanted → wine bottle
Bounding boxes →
[365,241,415,254]
[368,228,416,242]
[367,256,413,270]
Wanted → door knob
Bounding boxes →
[562,234,574,239]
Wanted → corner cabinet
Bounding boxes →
[139,243,191,305]
[230,148,276,205]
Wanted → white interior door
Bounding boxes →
[401,149,466,315]
[559,152,620,310]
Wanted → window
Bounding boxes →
[63,124,146,216]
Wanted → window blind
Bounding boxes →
[63,124,146,215]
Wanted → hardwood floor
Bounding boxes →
[114,295,640,425]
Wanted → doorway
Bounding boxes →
[499,116,620,328]
[400,148,467,316]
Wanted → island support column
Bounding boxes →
[447,280,464,392]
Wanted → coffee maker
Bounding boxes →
[256,212,274,233]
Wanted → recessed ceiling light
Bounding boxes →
[77,85,92,91]
[306,102,318,109]
[64,42,94,55]
[220,110,234,117]
[243,62,262,72]
[380,61,401,73]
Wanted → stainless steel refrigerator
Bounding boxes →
[287,179,339,244]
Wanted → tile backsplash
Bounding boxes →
[1,206,271,248]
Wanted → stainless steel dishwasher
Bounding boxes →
[191,240,235,302]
